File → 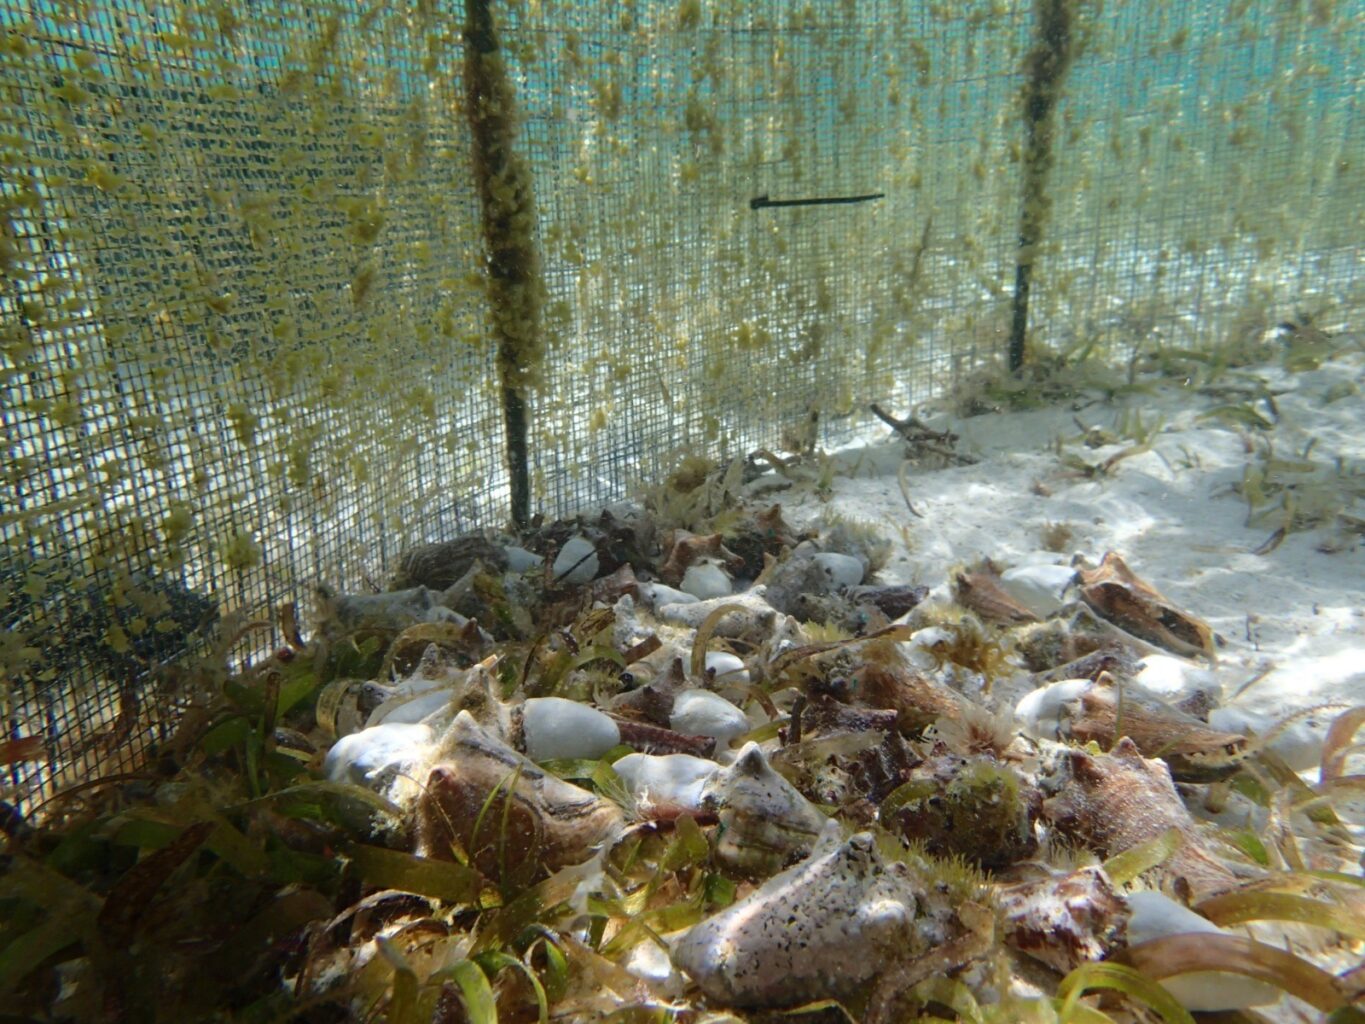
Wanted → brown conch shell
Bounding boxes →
[720,503,803,578]
[1064,674,1247,781]
[1040,737,1238,901]
[699,742,827,877]
[954,570,1039,625]
[847,583,930,620]
[851,660,969,734]
[672,822,989,1011]
[609,657,698,737]
[416,712,623,883]
[1079,552,1215,660]
[658,530,744,586]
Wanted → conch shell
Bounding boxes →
[415,712,623,883]
[672,824,919,1008]
[1063,674,1246,781]
[699,742,827,876]
[953,569,1039,625]
[1079,552,1215,660]
[999,866,1128,973]
[672,822,987,1011]
[1040,737,1238,902]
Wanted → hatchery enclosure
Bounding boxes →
[2,0,1361,810]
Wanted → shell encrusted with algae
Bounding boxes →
[671,824,949,1008]
[998,866,1128,974]
[885,750,1039,870]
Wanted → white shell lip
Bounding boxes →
[1134,654,1221,702]
[612,752,721,814]
[1014,678,1092,739]
[812,551,865,590]
[504,545,545,572]
[641,580,700,608]
[323,721,435,794]
[670,689,751,743]
[998,563,1078,617]
[703,650,750,684]
[552,536,599,584]
[1125,890,1282,1011]
[521,696,621,762]
[366,688,451,727]
[680,561,732,600]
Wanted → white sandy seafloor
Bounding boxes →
[769,347,1363,1020]
[784,348,1363,738]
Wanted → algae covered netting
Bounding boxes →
[0,2,501,809]
[2,0,1364,815]
[1028,1,1364,365]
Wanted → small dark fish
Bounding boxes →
[0,737,45,765]
[749,191,884,210]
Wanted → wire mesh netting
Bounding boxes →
[2,0,1362,814]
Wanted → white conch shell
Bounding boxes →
[612,752,720,818]
[323,721,434,800]
[669,689,749,743]
[1126,890,1282,1011]
[519,696,621,762]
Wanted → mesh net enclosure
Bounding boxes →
[2,0,1361,814]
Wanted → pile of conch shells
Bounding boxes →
[307,493,1361,1020]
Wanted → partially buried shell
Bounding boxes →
[1016,674,1246,781]
[777,694,917,813]
[415,711,623,883]
[998,866,1128,974]
[699,742,827,876]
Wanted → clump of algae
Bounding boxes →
[465,0,546,527]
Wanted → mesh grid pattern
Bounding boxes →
[2,1,501,810]
[1032,2,1363,361]
[2,0,1362,814]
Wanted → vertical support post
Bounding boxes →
[1009,0,1078,373]
[464,0,544,530]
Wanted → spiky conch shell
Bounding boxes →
[673,820,992,1012]
[1041,736,1238,902]
[700,742,827,877]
